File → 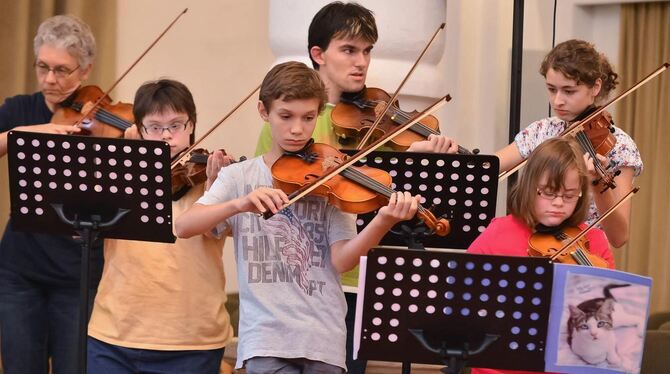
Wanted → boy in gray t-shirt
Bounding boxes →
[176,61,421,373]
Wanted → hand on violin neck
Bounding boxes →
[583,152,609,186]
[236,187,289,215]
[406,134,459,154]
[205,150,235,191]
[376,192,421,227]
[124,125,142,140]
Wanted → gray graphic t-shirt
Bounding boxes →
[197,156,357,369]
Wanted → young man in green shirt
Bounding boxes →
[254,3,460,373]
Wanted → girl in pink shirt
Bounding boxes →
[467,137,615,374]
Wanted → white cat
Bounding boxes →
[567,284,640,373]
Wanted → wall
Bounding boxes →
[114,0,274,292]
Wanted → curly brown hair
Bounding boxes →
[540,39,619,104]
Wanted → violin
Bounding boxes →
[172,148,245,200]
[565,106,620,191]
[332,87,477,154]
[270,141,450,236]
[52,85,134,138]
[526,186,640,267]
[527,226,609,268]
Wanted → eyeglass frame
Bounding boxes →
[33,61,81,79]
[536,188,582,203]
[140,120,191,136]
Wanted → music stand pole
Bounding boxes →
[51,206,130,373]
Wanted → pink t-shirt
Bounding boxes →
[466,215,614,374]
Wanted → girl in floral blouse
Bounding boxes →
[496,39,642,248]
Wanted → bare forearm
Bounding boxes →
[175,201,241,238]
[331,216,396,273]
[495,143,524,173]
[0,131,8,157]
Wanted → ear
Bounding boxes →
[568,304,583,317]
[257,101,269,122]
[601,298,615,314]
[590,78,602,100]
[79,63,93,81]
[310,46,326,67]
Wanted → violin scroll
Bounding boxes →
[416,209,450,237]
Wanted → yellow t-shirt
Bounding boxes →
[88,184,234,350]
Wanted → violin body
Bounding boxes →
[52,85,134,138]
[271,143,392,214]
[578,110,616,156]
[270,142,450,236]
[527,226,609,268]
[331,87,441,151]
[567,107,619,191]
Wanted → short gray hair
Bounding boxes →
[34,15,96,67]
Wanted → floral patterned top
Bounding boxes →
[514,116,643,224]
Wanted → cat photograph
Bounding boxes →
[553,272,650,374]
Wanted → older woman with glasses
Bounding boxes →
[0,14,101,374]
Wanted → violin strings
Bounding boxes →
[355,99,439,136]
[72,102,132,131]
[574,131,610,181]
[96,107,132,129]
[340,166,429,214]
[354,98,473,155]
[555,231,594,266]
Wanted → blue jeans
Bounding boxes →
[0,267,94,374]
[87,337,224,374]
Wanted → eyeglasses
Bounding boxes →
[536,188,582,203]
[34,61,80,79]
[141,120,190,136]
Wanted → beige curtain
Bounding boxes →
[0,0,117,237]
[617,2,670,313]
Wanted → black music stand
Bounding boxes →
[355,248,554,373]
[7,131,175,374]
[343,150,499,249]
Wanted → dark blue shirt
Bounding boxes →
[0,92,103,287]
